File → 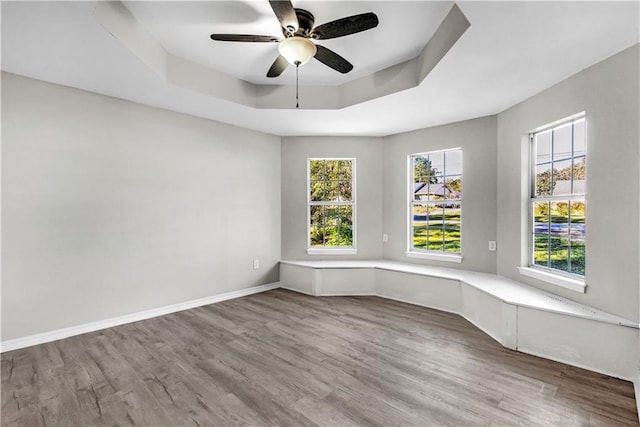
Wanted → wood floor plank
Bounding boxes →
[2,288,638,426]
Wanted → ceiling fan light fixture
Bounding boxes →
[278,36,317,66]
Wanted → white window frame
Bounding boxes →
[307,158,357,255]
[406,148,462,263]
[519,113,586,293]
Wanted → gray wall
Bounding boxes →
[496,45,639,321]
[281,136,383,260]
[382,116,498,273]
[1,72,281,341]
[4,44,638,347]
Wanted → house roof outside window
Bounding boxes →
[414,182,461,200]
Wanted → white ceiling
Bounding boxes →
[1,1,638,136]
[123,1,453,86]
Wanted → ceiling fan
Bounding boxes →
[210,0,379,78]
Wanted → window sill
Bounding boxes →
[517,267,586,293]
[307,247,357,255]
[405,251,462,263]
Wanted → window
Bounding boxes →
[408,148,462,260]
[530,115,586,278]
[308,159,355,254]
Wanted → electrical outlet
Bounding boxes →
[488,241,497,252]
[382,234,389,243]
[253,259,260,269]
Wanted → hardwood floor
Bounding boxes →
[2,289,638,426]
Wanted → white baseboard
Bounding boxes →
[280,285,314,296]
[1,282,280,353]
[279,287,376,298]
[317,293,376,297]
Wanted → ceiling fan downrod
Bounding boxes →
[295,61,300,109]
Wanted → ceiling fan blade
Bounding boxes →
[267,55,289,77]
[269,0,299,35]
[311,12,379,40]
[314,45,353,74]
[210,34,281,43]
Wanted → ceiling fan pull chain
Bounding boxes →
[295,62,300,109]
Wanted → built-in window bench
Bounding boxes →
[280,259,639,382]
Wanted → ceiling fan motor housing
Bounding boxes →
[293,9,315,37]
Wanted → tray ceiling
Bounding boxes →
[1,1,638,136]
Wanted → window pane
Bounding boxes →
[536,131,552,166]
[552,159,572,195]
[573,120,586,160]
[330,226,352,247]
[549,236,569,272]
[572,120,586,192]
[569,201,585,239]
[445,175,462,197]
[324,206,339,246]
[444,222,461,253]
[427,206,445,251]
[535,164,552,196]
[311,205,323,224]
[444,199,461,254]
[533,234,549,267]
[533,201,550,233]
[310,181,324,201]
[428,205,445,223]
[310,206,324,246]
[338,180,352,201]
[428,183,445,201]
[412,204,428,249]
[573,157,586,180]
[553,123,572,163]
[568,201,585,276]
[324,205,339,223]
[444,150,462,176]
[550,201,569,237]
[443,204,461,222]
[325,160,339,179]
[569,240,585,275]
[338,160,352,180]
[572,157,586,192]
[413,182,425,200]
[309,160,325,180]
[324,180,339,201]
[339,205,353,226]
[431,171,444,188]
[412,228,427,249]
[413,155,436,184]
[429,151,444,176]
[323,204,353,247]
[427,225,444,252]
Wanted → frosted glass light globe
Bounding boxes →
[278,36,317,65]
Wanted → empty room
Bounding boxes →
[1,0,639,425]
